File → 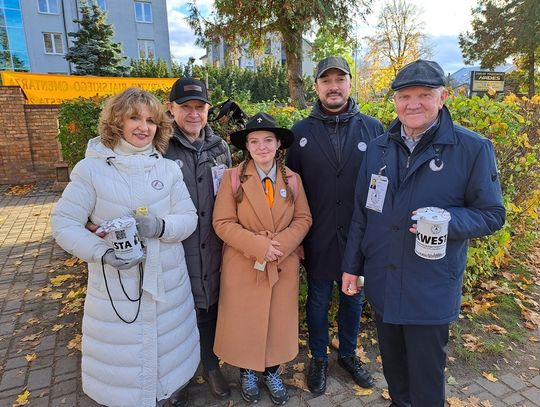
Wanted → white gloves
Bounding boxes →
[102,249,143,270]
[134,214,165,239]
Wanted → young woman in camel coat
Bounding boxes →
[212,112,312,405]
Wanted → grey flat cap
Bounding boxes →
[391,59,446,91]
[315,56,351,79]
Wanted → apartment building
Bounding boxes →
[0,0,170,74]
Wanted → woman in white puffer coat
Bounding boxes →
[51,88,199,407]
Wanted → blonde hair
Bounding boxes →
[99,87,173,154]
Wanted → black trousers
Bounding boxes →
[375,314,449,407]
[196,303,220,373]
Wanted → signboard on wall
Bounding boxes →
[470,71,505,94]
[1,71,177,104]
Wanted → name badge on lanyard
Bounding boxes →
[366,166,388,213]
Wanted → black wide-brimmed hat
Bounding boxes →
[230,112,294,150]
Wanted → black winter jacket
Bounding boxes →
[165,124,231,308]
[286,99,384,280]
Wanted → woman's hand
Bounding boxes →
[86,221,107,238]
[264,240,283,262]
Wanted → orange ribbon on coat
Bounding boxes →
[264,177,274,208]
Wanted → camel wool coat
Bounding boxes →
[212,160,312,371]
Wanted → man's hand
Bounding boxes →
[86,221,107,238]
[341,272,360,296]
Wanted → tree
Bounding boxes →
[361,0,431,97]
[459,0,540,97]
[129,58,170,77]
[65,0,126,76]
[187,0,373,108]
[310,26,354,69]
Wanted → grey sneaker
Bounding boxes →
[240,369,261,403]
[263,370,289,405]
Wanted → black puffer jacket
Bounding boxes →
[165,124,231,309]
[287,99,384,280]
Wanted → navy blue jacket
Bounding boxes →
[287,99,384,280]
[342,106,505,324]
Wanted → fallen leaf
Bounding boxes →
[24,353,36,362]
[283,372,308,391]
[67,334,82,351]
[381,388,391,400]
[447,375,457,385]
[51,324,65,332]
[292,362,304,372]
[530,336,539,342]
[482,372,498,382]
[21,333,40,342]
[13,388,30,406]
[481,400,494,407]
[26,318,40,325]
[353,384,373,396]
[49,293,63,300]
[448,356,456,363]
[376,355,382,364]
[63,257,79,267]
[298,338,307,347]
[446,396,464,406]
[330,336,340,350]
[14,260,22,266]
[50,274,74,286]
[482,324,508,335]
[6,184,33,196]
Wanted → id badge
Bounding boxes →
[366,174,388,213]
[211,164,227,196]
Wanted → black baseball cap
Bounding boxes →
[391,59,446,91]
[169,77,211,105]
[230,112,294,150]
[315,56,351,79]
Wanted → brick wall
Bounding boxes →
[0,86,62,184]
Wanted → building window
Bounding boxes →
[43,32,63,54]
[138,40,155,59]
[38,0,59,14]
[134,2,152,23]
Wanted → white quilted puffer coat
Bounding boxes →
[51,137,200,407]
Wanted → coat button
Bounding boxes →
[198,177,203,182]
[200,211,205,217]
[389,264,396,271]
[336,200,342,205]
[201,243,206,249]
[203,275,208,280]
[392,225,399,231]
[277,268,282,272]
[337,225,343,231]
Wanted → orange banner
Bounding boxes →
[1,71,177,104]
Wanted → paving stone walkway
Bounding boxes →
[0,182,539,407]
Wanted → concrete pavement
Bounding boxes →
[0,182,539,407]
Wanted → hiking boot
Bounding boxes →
[263,370,289,405]
[307,357,328,395]
[338,355,374,388]
[240,369,261,403]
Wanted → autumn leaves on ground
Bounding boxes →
[4,183,540,407]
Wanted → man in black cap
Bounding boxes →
[165,77,232,402]
[286,56,384,395]
[341,59,505,406]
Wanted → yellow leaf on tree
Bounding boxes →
[353,384,373,396]
[482,372,498,382]
[24,353,37,362]
[14,389,30,406]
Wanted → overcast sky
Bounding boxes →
[166,0,478,75]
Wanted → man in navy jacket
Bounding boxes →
[286,56,384,395]
[341,60,505,406]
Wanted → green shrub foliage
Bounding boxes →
[58,92,539,295]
